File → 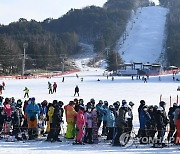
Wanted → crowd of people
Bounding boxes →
[0,95,180,148]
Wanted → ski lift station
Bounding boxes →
[116,62,162,76]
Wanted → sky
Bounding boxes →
[0,0,107,25]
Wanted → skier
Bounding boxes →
[73,105,85,145]
[10,97,17,112]
[84,104,93,144]
[62,77,65,82]
[25,97,40,140]
[64,101,77,139]
[138,100,146,121]
[0,84,3,95]
[0,103,5,138]
[112,103,128,146]
[139,105,151,144]
[3,98,12,135]
[96,100,106,131]
[106,105,115,140]
[174,105,180,144]
[74,85,79,97]
[23,87,29,98]
[47,100,62,142]
[102,101,108,136]
[167,103,177,143]
[2,81,5,90]
[92,103,99,144]
[53,82,57,93]
[125,101,134,137]
[48,82,53,94]
[153,101,169,147]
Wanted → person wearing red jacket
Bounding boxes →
[73,105,85,144]
[53,82,57,93]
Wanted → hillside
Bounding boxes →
[116,6,168,64]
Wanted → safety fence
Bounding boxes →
[160,95,180,108]
[0,69,80,80]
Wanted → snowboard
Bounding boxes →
[92,109,99,144]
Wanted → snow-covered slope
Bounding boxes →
[116,6,168,64]
[1,70,180,153]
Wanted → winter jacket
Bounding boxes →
[84,111,93,128]
[53,105,62,124]
[174,108,180,125]
[53,83,57,88]
[106,109,115,127]
[10,101,17,111]
[96,104,106,121]
[76,109,85,129]
[116,107,127,128]
[4,103,12,117]
[25,103,40,120]
[64,104,77,123]
[102,106,108,122]
[140,110,151,129]
[24,88,29,93]
[138,104,144,121]
[48,106,54,123]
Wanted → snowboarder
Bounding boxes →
[23,87,29,98]
[74,85,79,97]
[53,82,57,93]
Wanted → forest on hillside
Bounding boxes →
[164,0,180,67]
[0,0,149,74]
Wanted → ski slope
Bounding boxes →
[0,69,180,154]
[116,6,168,64]
[0,3,179,154]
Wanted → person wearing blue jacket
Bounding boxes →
[102,101,108,136]
[139,105,151,144]
[106,105,115,140]
[96,100,106,129]
[25,97,40,140]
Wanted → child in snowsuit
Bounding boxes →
[84,104,93,144]
[74,105,85,144]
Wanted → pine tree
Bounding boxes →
[106,51,123,72]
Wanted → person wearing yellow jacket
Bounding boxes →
[64,101,77,139]
[46,103,54,141]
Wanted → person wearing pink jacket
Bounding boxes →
[74,105,85,145]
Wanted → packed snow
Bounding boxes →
[116,6,168,64]
[1,3,180,154]
[0,68,180,154]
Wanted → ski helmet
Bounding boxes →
[140,100,145,106]
[159,101,166,107]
